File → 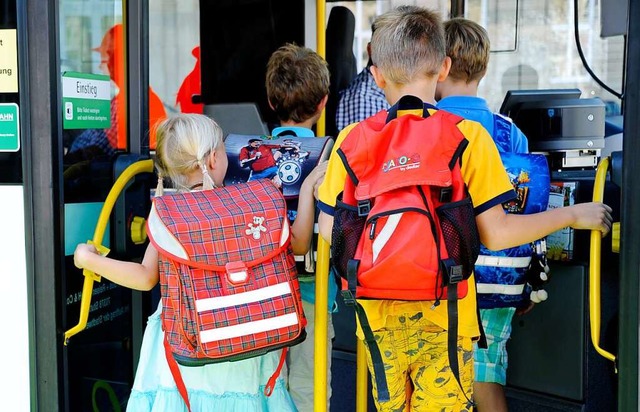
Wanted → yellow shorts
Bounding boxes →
[362,312,474,412]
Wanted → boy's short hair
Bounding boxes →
[371,6,446,85]
[266,43,330,123]
[444,18,490,83]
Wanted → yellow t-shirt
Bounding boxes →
[317,106,516,338]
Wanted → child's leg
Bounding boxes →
[472,307,515,412]
[408,318,474,412]
[362,314,411,412]
[287,300,334,412]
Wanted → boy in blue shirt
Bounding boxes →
[265,43,337,412]
[435,17,530,412]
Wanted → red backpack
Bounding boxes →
[147,179,306,410]
[331,95,481,402]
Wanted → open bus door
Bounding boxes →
[4,0,158,409]
[58,1,159,410]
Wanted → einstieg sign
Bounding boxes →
[62,72,111,129]
[0,103,19,152]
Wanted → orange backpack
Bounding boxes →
[332,96,480,303]
[330,95,482,402]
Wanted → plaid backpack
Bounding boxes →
[331,96,481,402]
[147,179,306,410]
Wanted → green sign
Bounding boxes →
[62,72,111,129]
[0,103,19,152]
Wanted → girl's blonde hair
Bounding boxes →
[154,114,224,195]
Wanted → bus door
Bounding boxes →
[59,1,158,410]
[0,1,30,411]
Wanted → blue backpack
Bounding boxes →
[474,115,550,309]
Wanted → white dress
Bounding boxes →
[126,303,297,412]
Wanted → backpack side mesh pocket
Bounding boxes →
[436,196,480,282]
[331,196,366,280]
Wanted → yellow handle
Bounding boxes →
[313,2,328,411]
[316,0,326,138]
[313,236,330,412]
[64,159,154,345]
[589,156,617,368]
[355,339,369,412]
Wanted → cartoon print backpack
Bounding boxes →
[331,95,481,402]
[223,131,334,200]
[147,179,306,409]
[224,130,335,276]
[474,114,551,309]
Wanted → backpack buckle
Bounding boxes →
[442,258,463,284]
[439,187,453,203]
[341,290,356,306]
[226,261,249,285]
[357,200,371,217]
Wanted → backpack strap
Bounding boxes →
[354,301,391,403]
[163,335,192,412]
[385,95,430,122]
[493,114,514,153]
[264,348,288,396]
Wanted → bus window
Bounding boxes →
[469,0,624,113]
[329,1,451,72]
[60,1,124,202]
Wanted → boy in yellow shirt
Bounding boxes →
[317,6,612,412]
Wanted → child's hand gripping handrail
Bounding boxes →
[64,159,154,345]
[589,156,617,371]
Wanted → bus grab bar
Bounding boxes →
[64,159,154,345]
[589,156,617,370]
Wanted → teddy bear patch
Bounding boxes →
[246,216,267,240]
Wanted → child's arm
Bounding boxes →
[290,161,328,255]
[74,243,159,291]
[476,202,613,251]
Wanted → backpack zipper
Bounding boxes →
[369,218,378,240]
[365,207,432,240]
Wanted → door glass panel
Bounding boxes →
[149,0,200,118]
[59,2,134,411]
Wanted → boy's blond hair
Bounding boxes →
[444,17,490,83]
[266,43,330,123]
[371,6,446,85]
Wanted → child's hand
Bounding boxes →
[74,243,99,270]
[309,161,327,199]
[569,202,613,237]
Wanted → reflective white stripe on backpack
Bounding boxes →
[372,213,403,263]
[476,283,526,295]
[199,313,300,343]
[475,255,531,268]
[195,281,292,312]
[196,281,298,343]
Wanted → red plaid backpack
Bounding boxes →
[331,96,482,403]
[147,179,306,410]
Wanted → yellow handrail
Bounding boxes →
[316,0,326,138]
[313,1,331,412]
[314,236,330,412]
[355,339,368,412]
[64,159,154,345]
[589,156,617,368]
